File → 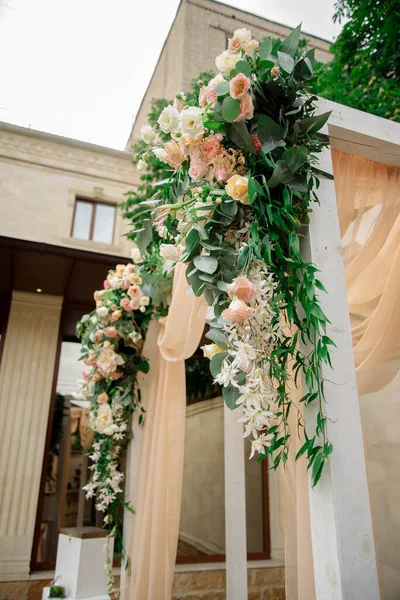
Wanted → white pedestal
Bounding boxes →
[43,527,113,600]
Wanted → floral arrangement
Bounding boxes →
[75,250,171,595]
[132,24,334,486]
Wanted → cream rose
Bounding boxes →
[225,174,250,204]
[232,27,252,45]
[215,50,239,76]
[160,243,181,262]
[180,106,204,139]
[202,343,224,360]
[96,306,108,318]
[96,346,125,378]
[93,403,113,433]
[157,104,180,134]
[131,247,142,263]
[140,124,156,145]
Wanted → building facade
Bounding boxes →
[0,121,139,580]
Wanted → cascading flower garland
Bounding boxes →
[75,250,171,595]
[130,24,334,486]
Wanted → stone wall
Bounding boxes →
[0,122,138,258]
[0,567,285,599]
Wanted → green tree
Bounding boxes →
[313,0,400,122]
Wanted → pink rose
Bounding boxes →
[234,94,254,122]
[129,298,141,311]
[222,299,254,323]
[229,73,251,100]
[214,166,229,182]
[103,326,117,338]
[128,285,141,298]
[199,84,218,109]
[189,158,208,180]
[103,279,110,289]
[82,372,90,381]
[98,392,109,404]
[120,298,131,311]
[227,277,257,303]
[94,330,103,345]
[164,140,186,170]
[202,135,223,162]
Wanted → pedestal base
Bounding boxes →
[42,589,110,600]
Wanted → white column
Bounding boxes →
[267,461,284,561]
[0,291,62,580]
[224,404,248,599]
[301,147,380,599]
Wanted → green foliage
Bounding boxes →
[49,586,66,599]
[129,27,335,486]
[313,0,400,122]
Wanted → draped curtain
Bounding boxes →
[285,150,400,599]
[122,263,207,600]
[123,150,400,600]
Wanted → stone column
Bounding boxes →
[0,291,62,580]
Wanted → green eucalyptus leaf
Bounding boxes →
[193,255,219,274]
[220,200,238,218]
[215,81,230,96]
[237,245,250,270]
[210,351,228,378]
[259,38,273,60]
[280,24,301,57]
[206,328,229,348]
[136,219,153,254]
[222,96,241,122]
[235,59,251,77]
[277,51,295,74]
[257,115,285,143]
[227,122,256,153]
[298,111,331,134]
[223,384,241,410]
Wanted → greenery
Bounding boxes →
[49,586,65,599]
[128,26,335,486]
[313,0,400,122]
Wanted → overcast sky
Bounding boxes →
[0,0,342,150]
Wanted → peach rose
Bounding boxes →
[229,73,251,100]
[228,35,242,54]
[245,39,259,55]
[225,174,250,204]
[94,330,103,345]
[111,310,122,322]
[116,264,125,276]
[103,326,117,338]
[130,274,142,285]
[199,84,218,109]
[128,285,141,298]
[227,277,257,303]
[222,299,254,323]
[97,392,109,404]
[234,94,254,122]
[164,141,186,170]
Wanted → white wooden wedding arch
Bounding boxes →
[125,99,400,600]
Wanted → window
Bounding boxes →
[71,198,116,244]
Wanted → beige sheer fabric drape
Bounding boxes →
[284,150,400,599]
[332,150,400,394]
[122,263,207,600]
